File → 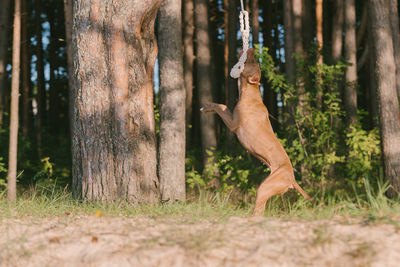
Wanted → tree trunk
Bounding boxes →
[356,4,368,49]
[344,0,358,125]
[157,0,186,201]
[368,0,400,197]
[315,0,324,108]
[331,0,343,63]
[302,0,313,52]
[251,0,259,45]
[227,0,238,113]
[21,0,30,136]
[262,0,277,130]
[316,0,323,64]
[389,0,400,97]
[8,0,21,202]
[367,23,379,128]
[72,0,161,202]
[183,0,194,147]
[63,0,74,137]
[194,0,217,166]
[223,0,238,150]
[0,0,11,128]
[48,13,57,130]
[292,0,306,111]
[292,0,304,57]
[35,0,45,158]
[283,0,295,82]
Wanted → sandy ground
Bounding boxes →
[1,215,400,267]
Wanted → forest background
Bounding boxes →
[0,0,399,208]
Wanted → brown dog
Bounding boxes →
[201,48,311,216]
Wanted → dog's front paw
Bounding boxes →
[200,103,216,113]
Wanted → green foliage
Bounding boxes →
[346,125,381,188]
[186,148,266,201]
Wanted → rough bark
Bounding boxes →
[389,0,400,97]
[331,0,343,63]
[344,0,358,125]
[251,0,259,45]
[194,0,217,166]
[0,0,11,128]
[8,0,21,202]
[157,0,186,201]
[35,0,45,158]
[72,0,162,202]
[21,0,30,136]
[183,0,194,146]
[368,0,400,197]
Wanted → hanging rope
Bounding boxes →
[230,0,250,79]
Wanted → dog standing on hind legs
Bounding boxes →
[201,48,311,216]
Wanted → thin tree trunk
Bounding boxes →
[223,0,229,102]
[389,0,400,97]
[227,0,238,113]
[344,0,358,125]
[292,0,306,110]
[224,0,238,149]
[356,4,368,49]
[183,0,194,147]
[292,0,304,57]
[368,0,400,197]
[302,0,313,52]
[63,0,74,138]
[48,13,58,130]
[72,0,162,202]
[315,0,323,108]
[35,0,45,158]
[251,0,259,45]
[368,24,379,128]
[0,0,11,128]
[331,0,343,63]
[8,0,21,202]
[283,0,295,82]
[194,0,217,166]
[21,0,30,136]
[316,0,323,64]
[262,0,277,129]
[157,0,186,201]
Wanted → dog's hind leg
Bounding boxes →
[252,167,293,216]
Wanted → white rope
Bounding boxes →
[230,1,250,79]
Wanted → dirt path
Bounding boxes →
[1,215,400,267]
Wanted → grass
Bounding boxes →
[0,178,399,222]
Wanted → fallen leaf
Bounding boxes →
[95,210,103,217]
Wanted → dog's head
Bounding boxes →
[240,48,261,85]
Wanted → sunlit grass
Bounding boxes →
[0,178,399,222]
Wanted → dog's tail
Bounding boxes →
[293,182,311,201]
